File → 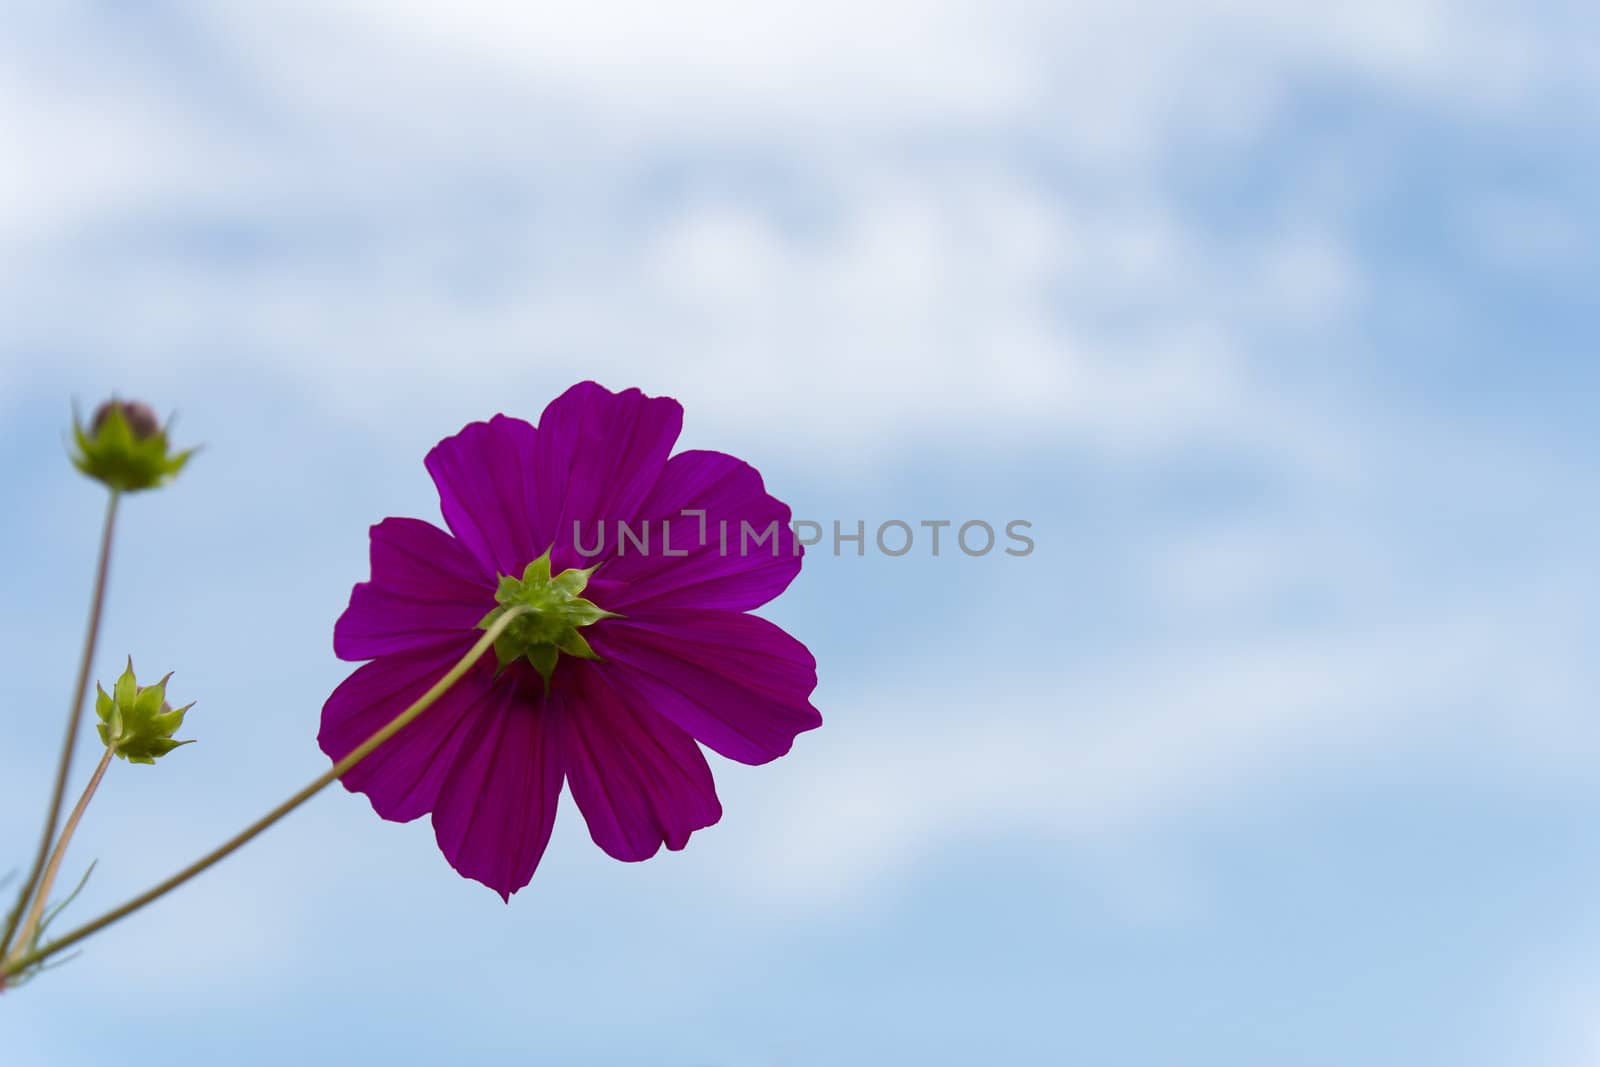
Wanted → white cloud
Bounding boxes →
[3,1,1586,467]
[730,506,1600,909]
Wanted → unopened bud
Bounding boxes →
[70,397,195,492]
[95,658,196,764]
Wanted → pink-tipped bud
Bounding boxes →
[92,399,162,440]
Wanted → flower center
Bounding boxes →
[477,547,617,687]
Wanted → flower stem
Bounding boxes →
[2,490,120,958]
[5,743,117,971]
[0,605,533,982]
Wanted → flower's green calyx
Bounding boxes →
[477,548,619,687]
[71,399,195,492]
[94,659,196,764]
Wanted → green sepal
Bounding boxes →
[69,402,196,493]
[552,563,598,597]
[475,546,620,687]
[94,658,195,763]
[555,629,599,660]
[524,552,553,583]
[527,644,560,688]
[113,663,137,714]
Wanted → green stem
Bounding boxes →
[2,490,120,958]
[5,743,117,969]
[0,605,532,982]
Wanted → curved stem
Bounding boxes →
[6,743,117,968]
[0,605,532,982]
[2,490,120,957]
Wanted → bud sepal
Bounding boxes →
[94,659,196,764]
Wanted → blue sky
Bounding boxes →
[3,2,1599,1064]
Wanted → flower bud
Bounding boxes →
[95,659,196,764]
[71,398,195,492]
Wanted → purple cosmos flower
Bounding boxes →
[319,382,820,898]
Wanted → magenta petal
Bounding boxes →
[334,518,496,662]
[318,636,494,823]
[598,449,802,613]
[425,414,545,578]
[589,610,821,766]
[530,382,684,571]
[431,681,564,899]
[562,661,722,861]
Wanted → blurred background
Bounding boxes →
[3,2,1598,1064]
